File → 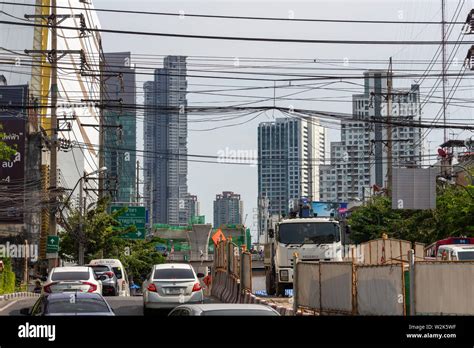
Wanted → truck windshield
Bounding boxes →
[278,222,340,244]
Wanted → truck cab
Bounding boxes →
[436,245,474,261]
[264,201,350,296]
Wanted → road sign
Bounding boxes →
[111,206,146,239]
[46,235,59,253]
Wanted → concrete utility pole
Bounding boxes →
[441,0,448,144]
[98,46,105,200]
[78,173,84,266]
[136,160,140,203]
[48,0,58,269]
[386,57,393,196]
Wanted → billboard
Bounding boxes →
[392,168,437,210]
[0,85,28,223]
[311,202,348,218]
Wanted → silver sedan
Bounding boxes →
[142,263,204,315]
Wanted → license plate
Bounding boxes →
[166,288,183,295]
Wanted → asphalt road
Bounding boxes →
[0,294,220,316]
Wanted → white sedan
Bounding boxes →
[142,263,204,315]
[43,266,103,294]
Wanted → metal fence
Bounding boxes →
[360,238,412,265]
[356,264,405,315]
[414,261,474,315]
[295,262,354,314]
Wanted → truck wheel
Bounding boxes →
[276,283,285,297]
[265,269,276,296]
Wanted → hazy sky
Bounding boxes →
[92,0,474,240]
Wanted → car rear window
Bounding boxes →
[90,266,109,273]
[112,267,123,279]
[47,297,110,314]
[153,268,194,280]
[202,309,278,316]
[51,271,90,281]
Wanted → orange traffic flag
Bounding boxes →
[211,229,226,245]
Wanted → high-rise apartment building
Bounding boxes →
[213,191,244,228]
[320,70,422,202]
[144,56,192,226]
[257,117,325,235]
[103,52,136,203]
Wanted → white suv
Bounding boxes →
[142,263,204,315]
[43,266,103,294]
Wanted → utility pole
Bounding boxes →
[78,174,84,266]
[386,57,393,196]
[136,160,140,203]
[441,0,448,144]
[48,0,58,270]
[98,45,105,200]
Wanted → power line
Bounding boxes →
[1,19,474,45]
[0,1,467,25]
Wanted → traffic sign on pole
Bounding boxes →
[46,235,59,253]
[111,206,146,240]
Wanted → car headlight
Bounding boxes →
[279,270,289,282]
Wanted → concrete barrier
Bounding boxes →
[0,292,41,301]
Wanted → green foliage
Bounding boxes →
[59,199,165,283]
[0,258,16,295]
[0,124,16,161]
[348,184,474,245]
[120,238,166,283]
[59,197,127,262]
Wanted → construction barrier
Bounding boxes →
[414,261,474,315]
[360,238,412,265]
[320,262,353,314]
[356,264,405,315]
[240,252,252,291]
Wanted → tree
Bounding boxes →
[348,183,474,245]
[59,197,132,262]
[59,198,165,281]
[0,124,16,161]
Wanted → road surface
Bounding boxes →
[0,295,220,316]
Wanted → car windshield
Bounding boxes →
[112,267,123,279]
[51,271,90,281]
[278,222,340,244]
[153,268,194,280]
[457,251,474,260]
[202,309,278,316]
[90,266,109,273]
[46,297,110,314]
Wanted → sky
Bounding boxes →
[91,0,474,241]
[2,0,473,242]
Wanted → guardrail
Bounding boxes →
[211,240,294,316]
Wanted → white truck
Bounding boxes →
[264,202,351,296]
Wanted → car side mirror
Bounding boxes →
[41,276,47,282]
[20,308,30,316]
[197,273,204,278]
[268,229,274,239]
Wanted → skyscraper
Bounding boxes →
[144,56,192,226]
[103,52,136,202]
[257,117,325,234]
[320,70,422,202]
[213,191,244,228]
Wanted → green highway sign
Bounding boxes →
[46,235,59,253]
[111,206,146,240]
